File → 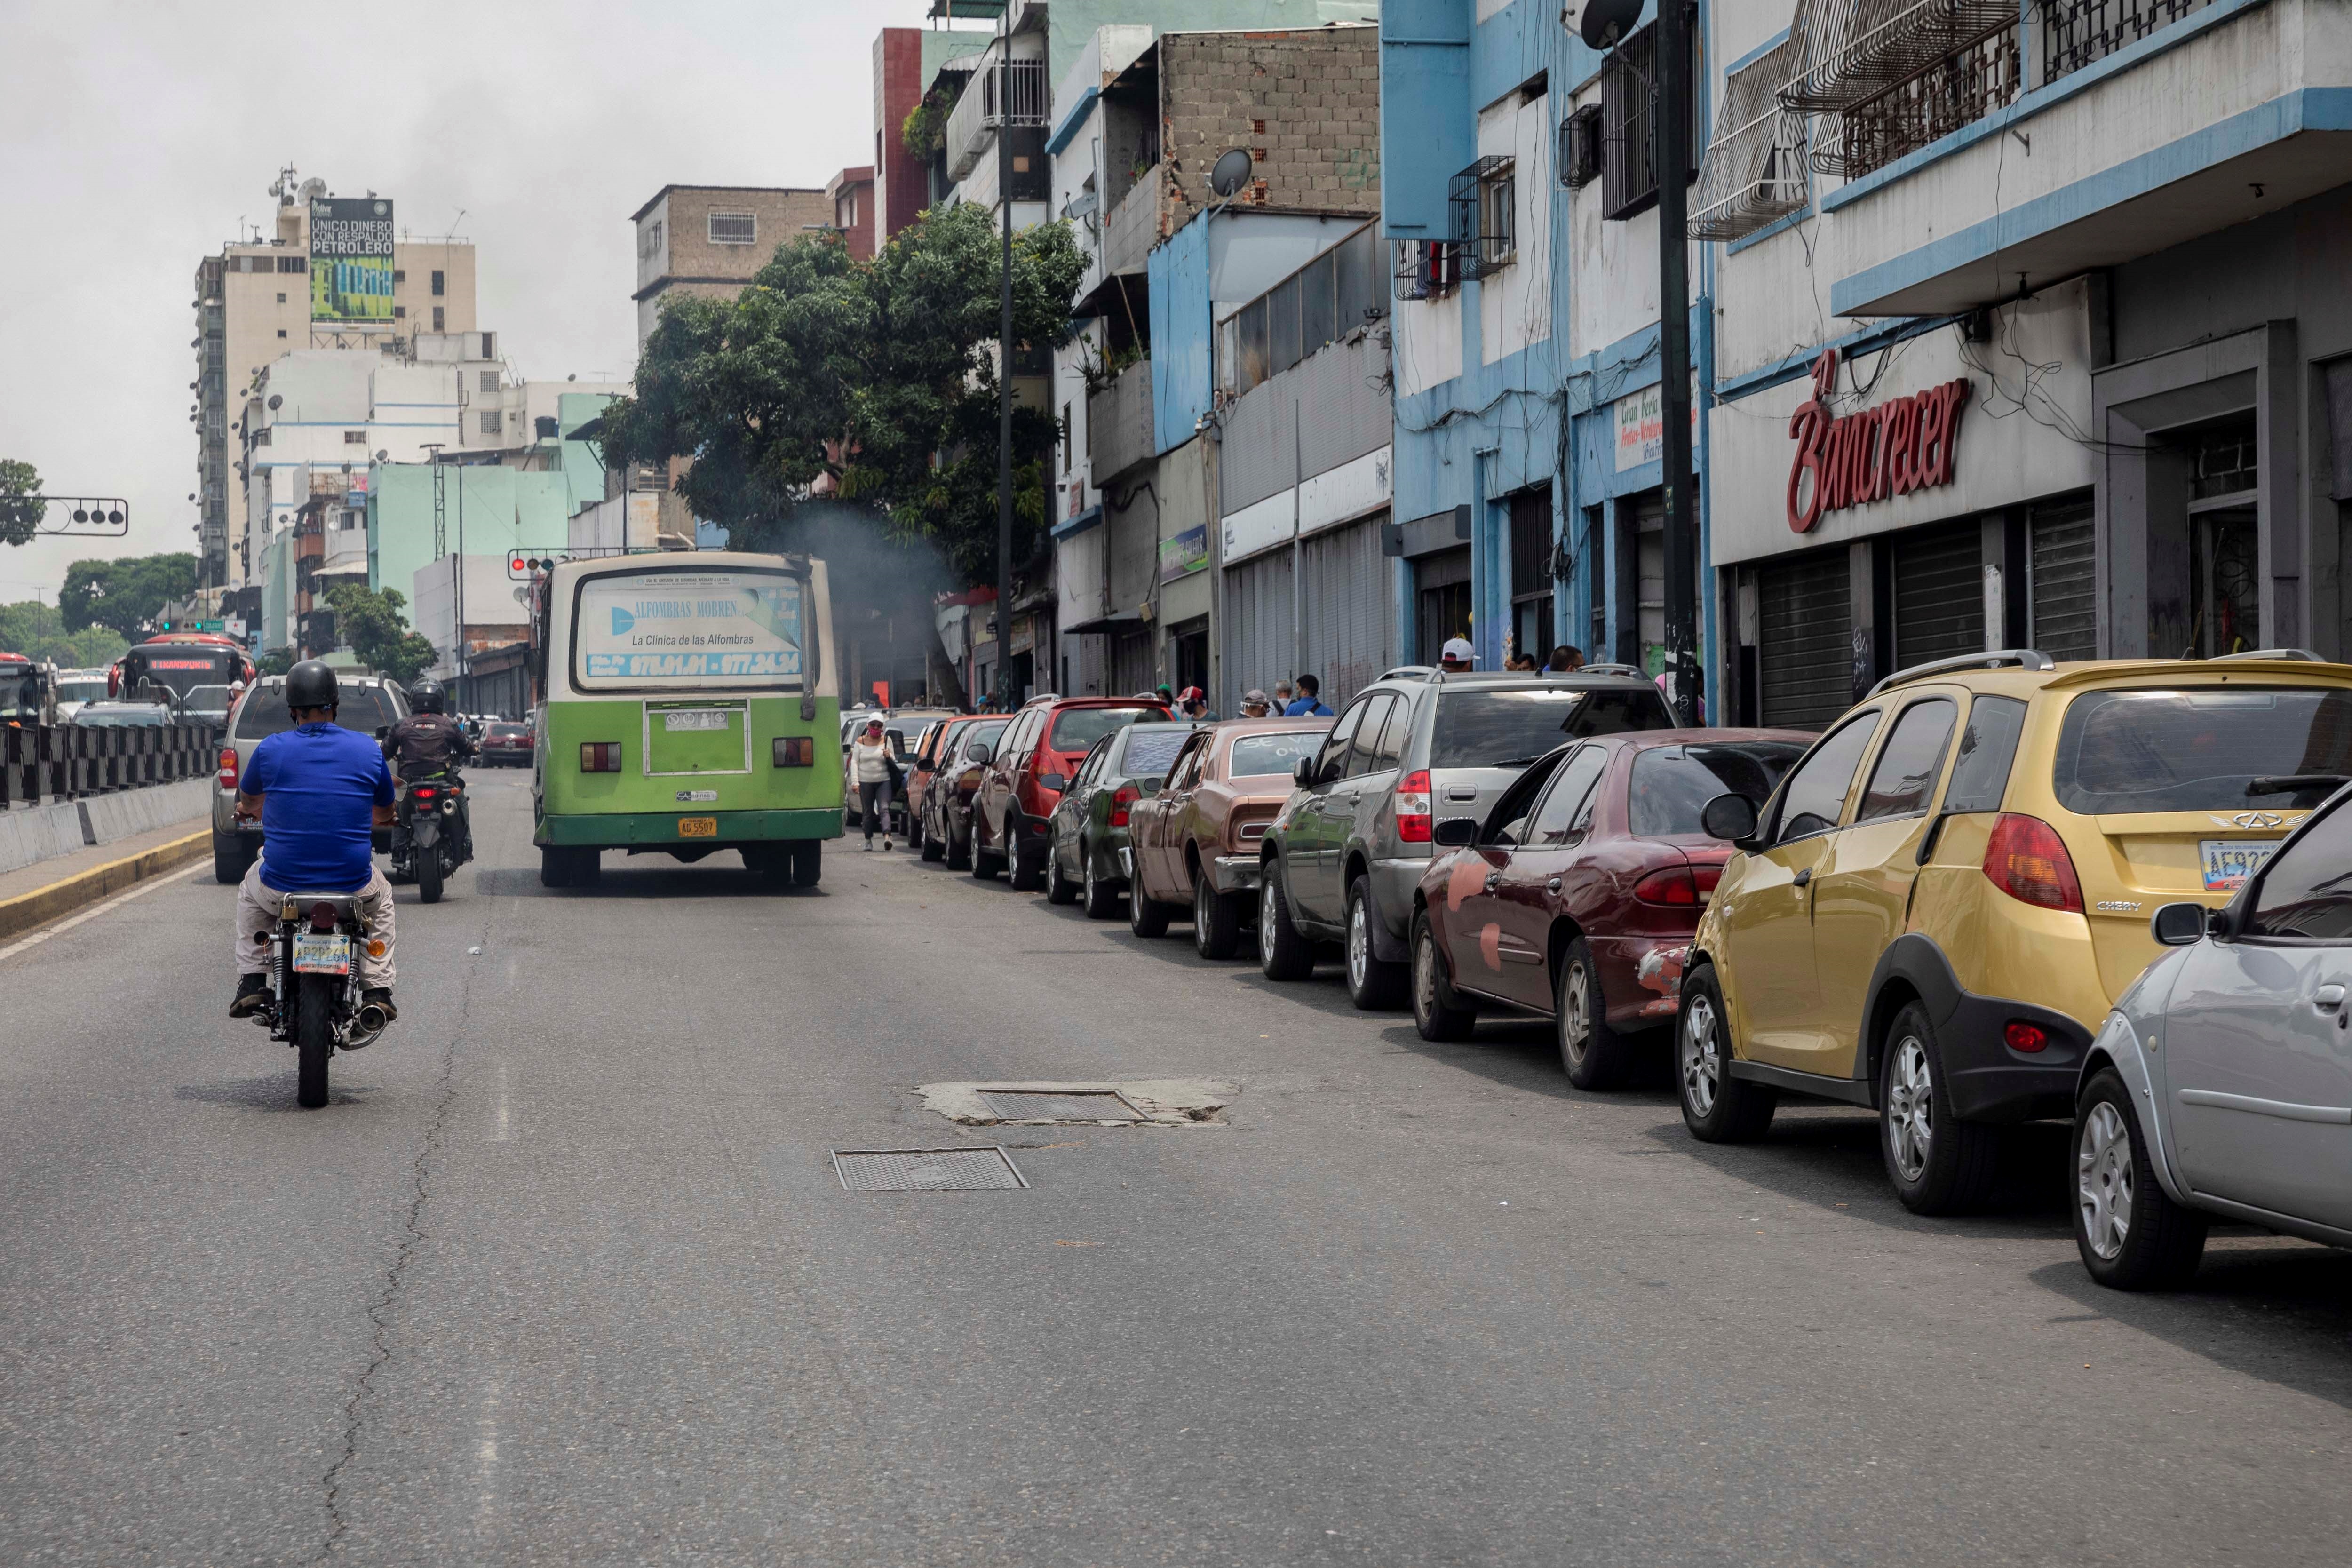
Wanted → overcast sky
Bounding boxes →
[0,0,954,605]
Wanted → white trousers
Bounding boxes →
[235,860,397,988]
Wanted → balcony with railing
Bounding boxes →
[1804,0,2344,316]
[946,51,1048,182]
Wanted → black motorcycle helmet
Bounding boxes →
[409,678,448,716]
[284,660,339,717]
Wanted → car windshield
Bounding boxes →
[1629,742,1808,836]
[2054,687,2352,814]
[1116,726,1195,779]
[954,719,1008,759]
[235,685,403,740]
[55,677,107,704]
[75,705,168,727]
[1430,687,1675,769]
[183,685,233,712]
[1048,705,1160,754]
[1230,730,1330,778]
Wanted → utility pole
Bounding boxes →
[993,4,1015,712]
[1654,1,1700,724]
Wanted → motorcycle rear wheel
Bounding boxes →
[294,975,333,1109]
[419,847,444,904]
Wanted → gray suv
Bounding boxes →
[1258,670,1677,1007]
[211,672,411,883]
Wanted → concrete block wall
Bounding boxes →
[79,779,215,849]
[0,803,87,876]
[1159,27,1382,235]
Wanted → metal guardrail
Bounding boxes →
[1,720,221,809]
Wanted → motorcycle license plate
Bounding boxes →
[679,816,718,837]
[292,931,351,975]
[2201,838,2278,891]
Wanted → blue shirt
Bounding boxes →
[242,723,395,891]
[1284,698,1333,717]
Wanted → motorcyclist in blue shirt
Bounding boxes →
[228,661,399,1023]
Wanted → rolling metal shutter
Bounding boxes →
[2030,500,2097,661]
[1759,550,1851,731]
[1891,522,1984,669]
[1300,514,1393,710]
[1222,550,1295,715]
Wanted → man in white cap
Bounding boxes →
[1239,689,1273,718]
[1440,637,1475,674]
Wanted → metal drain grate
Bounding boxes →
[832,1147,1028,1191]
[977,1089,1151,1122]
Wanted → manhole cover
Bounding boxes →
[832,1147,1027,1191]
[977,1089,1150,1122]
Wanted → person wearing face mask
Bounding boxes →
[848,718,904,850]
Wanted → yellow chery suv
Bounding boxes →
[1678,648,2352,1213]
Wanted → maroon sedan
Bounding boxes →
[479,721,533,767]
[1408,729,1809,1088]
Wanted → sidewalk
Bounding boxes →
[0,818,215,942]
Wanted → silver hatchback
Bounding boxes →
[210,674,411,884]
[2074,781,2352,1289]
[1257,670,1678,1009]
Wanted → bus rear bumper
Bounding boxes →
[535,808,846,848]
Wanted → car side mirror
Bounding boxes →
[1700,792,1758,845]
[1037,771,1067,791]
[965,742,992,766]
[2151,901,2210,947]
[1432,816,1479,848]
[1294,756,1317,787]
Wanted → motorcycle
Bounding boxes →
[250,892,391,1108]
[390,771,473,904]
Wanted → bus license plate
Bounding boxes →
[292,932,351,975]
[679,817,718,837]
[664,710,729,732]
[2201,839,2278,891]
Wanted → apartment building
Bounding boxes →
[629,184,832,346]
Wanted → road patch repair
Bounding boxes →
[917,1080,1233,1126]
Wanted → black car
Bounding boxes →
[1044,720,1202,916]
[923,716,1009,871]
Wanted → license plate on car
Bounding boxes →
[663,710,729,732]
[292,931,351,975]
[2201,838,2279,891]
[679,816,718,837]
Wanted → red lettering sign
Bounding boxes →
[1786,348,1971,533]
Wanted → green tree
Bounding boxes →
[0,600,129,667]
[596,208,1085,704]
[324,583,439,684]
[0,459,43,548]
[58,553,199,638]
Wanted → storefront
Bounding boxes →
[1709,281,2101,728]
[1391,505,1470,667]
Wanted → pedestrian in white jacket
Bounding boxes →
[848,721,899,850]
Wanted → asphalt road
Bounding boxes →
[4,774,2351,1566]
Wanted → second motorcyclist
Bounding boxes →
[383,678,477,868]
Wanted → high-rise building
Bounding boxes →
[192,166,475,592]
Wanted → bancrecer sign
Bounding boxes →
[310,197,396,325]
[1786,347,1970,533]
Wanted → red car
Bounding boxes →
[973,694,1171,889]
[1409,729,1810,1088]
[479,720,533,766]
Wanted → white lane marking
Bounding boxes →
[493,1062,511,1142]
[0,865,212,967]
[474,1378,502,1543]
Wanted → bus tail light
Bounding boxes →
[1395,770,1433,843]
[580,742,622,773]
[772,736,815,767]
[216,746,238,789]
[1982,813,2084,913]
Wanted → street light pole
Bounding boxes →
[994,7,1015,712]
[1655,1,1700,724]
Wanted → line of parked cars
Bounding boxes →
[891,651,2352,1291]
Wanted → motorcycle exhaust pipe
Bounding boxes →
[355,1001,392,1034]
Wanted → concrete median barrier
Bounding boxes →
[0,802,90,875]
[77,778,214,848]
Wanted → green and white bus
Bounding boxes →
[530,550,843,887]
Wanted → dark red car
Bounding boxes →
[1408,729,1810,1088]
[973,694,1171,889]
[479,721,533,766]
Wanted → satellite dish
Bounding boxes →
[1565,0,1642,49]
[375,449,389,462]
[267,394,282,410]
[1209,148,1254,199]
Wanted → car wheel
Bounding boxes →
[1194,868,1243,959]
[1556,936,1633,1090]
[1411,908,1476,1042]
[945,814,972,871]
[920,814,946,862]
[1258,862,1315,981]
[1129,873,1172,938]
[1344,877,1406,1009]
[2073,1068,2208,1290]
[1676,963,1777,1142]
[1082,845,1120,920]
[907,807,927,856]
[969,816,1000,879]
[1878,1001,2001,1215]
[1046,836,1080,904]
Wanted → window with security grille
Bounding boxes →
[479,411,502,435]
[1600,14,1700,222]
[343,430,366,444]
[480,370,498,393]
[709,212,757,245]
